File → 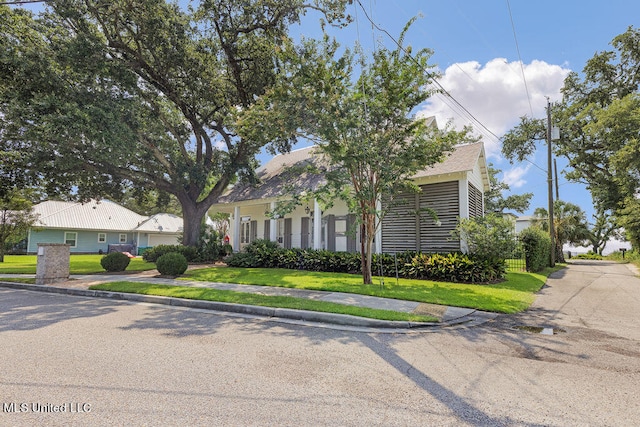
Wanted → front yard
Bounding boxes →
[0,254,564,318]
[0,254,156,274]
[180,266,563,314]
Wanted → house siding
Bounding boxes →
[28,229,135,253]
[382,181,460,253]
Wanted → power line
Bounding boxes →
[0,0,45,5]
[506,0,534,117]
[354,0,502,146]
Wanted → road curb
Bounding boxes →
[0,281,445,329]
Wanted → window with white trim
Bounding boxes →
[241,221,251,244]
[64,232,77,248]
[98,233,106,243]
[119,234,127,243]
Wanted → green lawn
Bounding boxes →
[89,281,438,323]
[0,254,157,274]
[180,265,563,314]
[1,253,563,316]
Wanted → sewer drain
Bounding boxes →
[513,325,566,335]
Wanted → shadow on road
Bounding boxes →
[0,288,119,332]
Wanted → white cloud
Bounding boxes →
[502,164,531,189]
[417,58,571,159]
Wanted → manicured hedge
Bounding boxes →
[142,245,198,263]
[520,227,551,272]
[225,240,506,283]
[101,252,131,272]
[156,252,188,276]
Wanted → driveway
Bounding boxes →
[496,260,640,340]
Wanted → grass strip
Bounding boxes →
[0,255,157,274]
[182,265,565,314]
[89,281,439,323]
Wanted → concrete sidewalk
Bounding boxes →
[0,270,496,330]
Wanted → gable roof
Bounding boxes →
[219,145,327,204]
[135,213,184,233]
[32,199,182,233]
[413,142,487,180]
[218,142,488,204]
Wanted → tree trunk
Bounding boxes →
[360,212,377,285]
[360,222,372,284]
[555,239,565,263]
[179,199,211,247]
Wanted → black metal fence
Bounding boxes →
[506,236,527,272]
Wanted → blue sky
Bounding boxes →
[18,0,640,224]
[282,0,640,223]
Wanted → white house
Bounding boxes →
[209,141,490,254]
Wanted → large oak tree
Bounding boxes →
[0,0,348,246]
[502,27,640,249]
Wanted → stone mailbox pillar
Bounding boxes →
[36,243,71,285]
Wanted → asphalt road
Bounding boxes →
[1,260,639,426]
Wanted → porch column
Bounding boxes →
[270,201,277,242]
[313,199,322,250]
[233,206,241,252]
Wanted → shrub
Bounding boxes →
[520,227,551,272]
[156,252,188,276]
[223,241,503,283]
[573,251,603,260]
[196,228,231,262]
[402,252,505,283]
[453,214,517,261]
[100,252,131,272]
[143,245,198,263]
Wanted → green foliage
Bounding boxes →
[573,251,603,260]
[277,18,473,284]
[0,1,349,246]
[196,226,231,262]
[617,196,640,249]
[404,252,505,283]
[0,187,38,262]
[520,227,551,272]
[100,252,131,272]
[453,214,517,261]
[156,252,188,276]
[225,244,503,283]
[142,244,198,263]
[534,200,591,262]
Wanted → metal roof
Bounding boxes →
[135,213,184,233]
[32,200,182,233]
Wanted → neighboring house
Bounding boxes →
[515,215,537,234]
[27,200,182,254]
[209,141,490,254]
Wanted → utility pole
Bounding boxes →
[554,158,560,200]
[546,99,556,267]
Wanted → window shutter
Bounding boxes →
[326,215,336,252]
[284,218,292,249]
[301,217,310,249]
[264,220,270,240]
[250,220,257,243]
[346,214,357,253]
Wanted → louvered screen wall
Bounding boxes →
[382,181,460,253]
[468,183,483,218]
